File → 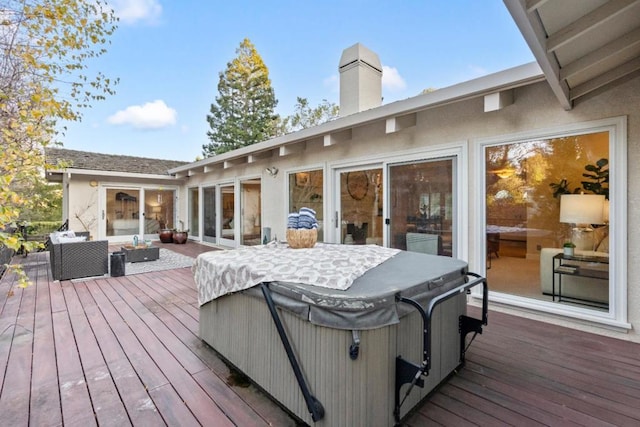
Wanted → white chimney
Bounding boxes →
[339,43,382,117]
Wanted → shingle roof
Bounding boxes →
[45,147,188,176]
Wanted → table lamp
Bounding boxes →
[152,205,162,220]
[559,194,605,250]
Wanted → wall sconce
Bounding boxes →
[265,166,278,177]
[89,180,98,187]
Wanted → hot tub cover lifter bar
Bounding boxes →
[260,283,325,422]
[393,272,488,424]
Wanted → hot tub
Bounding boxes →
[194,245,487,426]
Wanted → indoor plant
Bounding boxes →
[563,241,576,256]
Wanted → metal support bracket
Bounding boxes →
[393,357,425,422]
[260,283,325,422]
[393,272,488,424]
[349,330,360,360]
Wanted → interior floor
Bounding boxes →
[486,254,550,301]
[485,254,608,312]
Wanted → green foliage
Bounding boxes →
[1,0,118,287]
[581,158,609,199]
[550,158,609,199]
[203,38,278,156]
[277,97,339,134]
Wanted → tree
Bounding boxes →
[204,38,278,156]
[1,0,118,287]
[277,97,339,135]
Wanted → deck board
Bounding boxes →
[2,243,640,426]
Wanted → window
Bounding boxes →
[479,117,627,327]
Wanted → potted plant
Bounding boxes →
[172,221,189,244]
[563,241,576,256]
[158,228,174,243]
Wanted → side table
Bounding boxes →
[121,245,160,263]
[552,253,608,308]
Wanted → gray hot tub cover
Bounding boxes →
[196,246,469,331]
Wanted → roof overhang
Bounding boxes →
[504,0,640,110]
[46,168,185,183]
[170,62,544,177]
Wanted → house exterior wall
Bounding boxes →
[67,179,100,238]
[185,75,640,341]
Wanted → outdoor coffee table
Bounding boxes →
[121,245,160,263]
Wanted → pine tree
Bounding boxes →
[204,38,278,156]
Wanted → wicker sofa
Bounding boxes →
[48,232,109,281]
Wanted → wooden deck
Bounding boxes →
[1,242,640,426]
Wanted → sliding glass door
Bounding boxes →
[335,167,383,245]
[387,159,455,256]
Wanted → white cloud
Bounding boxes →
[382,65,407,92]
[108,100,177,129]
[109,0,162,25]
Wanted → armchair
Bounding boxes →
[48,232,109,280]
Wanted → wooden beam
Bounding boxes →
[546,0,638,53]
[571,56,640,100]
[323,129,352,146]
[385,113,416,133]
[503,0,572,109]
[223,157,247,169]
[525,0,550,13]
[247,151,273,163]
[203,164,222,173]
[279,142,305,156]
[560,27,640,81]
[484,90,514,112]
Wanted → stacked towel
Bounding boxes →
[287,212,300,229]
[288,207,318,230]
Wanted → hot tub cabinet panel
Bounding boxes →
[199,291,467,426]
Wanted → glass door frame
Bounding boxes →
[331,163,384,245]
[330,145,467,253]
[386,156,458,257]
[218,182,236,247]
[98,183,180,243]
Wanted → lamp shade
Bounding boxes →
[559,194,605,225]
[151,206,162,213]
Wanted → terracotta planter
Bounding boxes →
[159,229,173,243]
[172,231,188,244]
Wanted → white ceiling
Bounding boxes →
[504,0,640,109]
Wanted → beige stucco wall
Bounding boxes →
[185,75,640,341]
[67,179,100,238]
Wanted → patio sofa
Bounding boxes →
[48,231,108,280]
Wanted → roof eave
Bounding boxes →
[170,61,545,175]
[503,0,572,110]
[46,168,185,182]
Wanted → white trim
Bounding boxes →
[472,116,628,329]
[49,167,181,181]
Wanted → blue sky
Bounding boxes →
[61,0,534,162]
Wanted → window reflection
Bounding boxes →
[289,170,324,242]
[485,132,610,311]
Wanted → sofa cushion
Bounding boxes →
[58,235,87,243]
[49,230,77,244]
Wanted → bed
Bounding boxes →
[194,244,487,426]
